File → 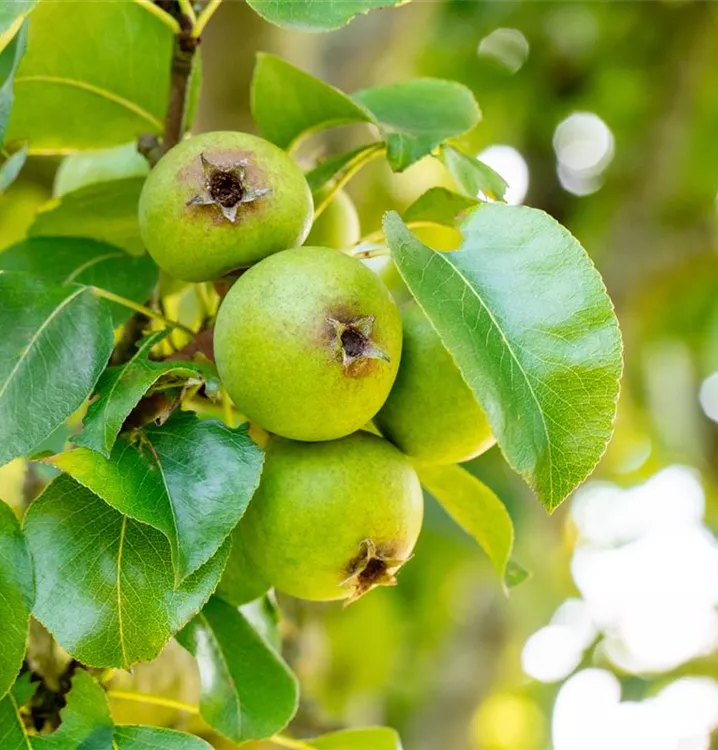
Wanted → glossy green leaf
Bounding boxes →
[0,501,33,700]
[385,207,622,511]
[29,177,145,257]
[7,1,173,152]
[24,475,230,669]
[177,596,298,743]
[246,0,405,31]
[251,53,371,150]
[54,142,149,198]
[32,670,113,750]
[114,726,213,750]
[0,271,114,467]
[305,144,382,193]
[0,2,35,54]
[53,411,263,582]
[0,145,27,192]
[403,187,479,227]
[0,237,158,326]
[309,728,403,749]
[0,673,36,750]
[417,464,513,582]
[0,20,28,144]
[439,145,507,200]
[72,332,217,457]
[354,80,480,172]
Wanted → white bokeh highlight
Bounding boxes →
[553,112,614,196]
[477,28,529,74]
[476,145,529,205]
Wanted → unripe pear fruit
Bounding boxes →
[240,432,423,602]
[305,188,361,249]
[138,131,313,281]
[375,302,496,464]
[214,246,402,442]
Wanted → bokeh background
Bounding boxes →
[4,2,718,749]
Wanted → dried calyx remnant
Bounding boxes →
[187,153,271,223]
[327,315,390,376]
[341,539,408,603]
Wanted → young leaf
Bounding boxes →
[417,464,513,583]
[52,411,264,582]
[24,475,230,669]
[0,673,36,749]
[305,144,383,193]
[0,237,158,327]
[114,726,213,750]
[0,271,114,468]
[177,596,299,744]
[0,501,33,700]
[251,53,371,150]
[403,187,479,228]
[246,0,405,32]
[0,19,28,144]
[309,728,403,749]
[72,331,216,457]
[6,2,173,151]
[385,208,622,511]
[28,177,145,256]
[54,142,149,197]
[0,144,27,192]
[31,670,113,750]
[439,145,507,200]
[504,559,531,589]
[354,80,480,172]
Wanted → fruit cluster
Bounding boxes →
[139,131,495,603]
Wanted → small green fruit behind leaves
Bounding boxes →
[385,206,622,511]
[0,271,114,468]
[138,131,314,282]
[375,301,496,465]
[305,188,361,250]
[239,432,423,602]
[24,475,229,669]
[0,501,33,700]
[214,247,402,442]
[178,596,298,744]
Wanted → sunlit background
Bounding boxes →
[3,2,718,748]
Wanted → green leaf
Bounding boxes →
[0,144,28,192]
[54,142,149,198]
[0,237,158,326]
[246,0,405,31]
[439,145,507,201]
[52,411,264,582]
[72,331,217,457]
[0,501,33,700]
[0,19,29,144]
[28,177,145,257]
[114,726,213,750]
[309,728,403,749]
[0,673,36,750]
[251,53,371,150]
[403,187,479,227]
[177,596,298,743]
[354,80,480,172]
[305,144,382,193]
[385,207,622,511]
[0,271,114,467]
[32,670,113,750]
[7,1,173,152]
[0,2,35,55]
[416,464,513,582]
[504,559,531,589]
[24,474,230,669]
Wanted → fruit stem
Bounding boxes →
[177,0,197,24]
[357,220,446,246]
[193,0,223,38]
[313,144,386,221]
[131,0,181,33]
[91,287,196,336]
[105,689,199,715]
[270,735,312,749]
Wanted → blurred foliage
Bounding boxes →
[4,1,718,748]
